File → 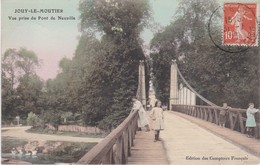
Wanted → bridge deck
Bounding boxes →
[173,111,260,157]
[128,111,260,165]
[127,131,168,164]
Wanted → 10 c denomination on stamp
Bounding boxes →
[223,3,258,46]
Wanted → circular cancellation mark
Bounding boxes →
[208,3,259,53]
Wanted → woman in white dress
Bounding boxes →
[131,97,150,131]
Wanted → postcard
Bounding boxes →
[1,0,260,164]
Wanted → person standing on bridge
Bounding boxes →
[246,103,259,138]
[146,98,152,111]
[131,96,150,131]
[150,100,164,142]
[219,103,231,128]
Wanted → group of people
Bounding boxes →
[132,97,259,141]
[131,97,164,142]
[218,102,259,138]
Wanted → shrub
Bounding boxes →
[40,110,61,130]
[27,112,40,127]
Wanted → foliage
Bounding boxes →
[40,110,61,129]
[27,126,107,138]
[1,74,20,121]
[2,49,20,89]
[1,137,28,153]
[15,48,40,76]
[35,0,151,131]
[2,48,43,120]
[49,142,96,157]
[43,142,97,163]
[45,0,152,130]
[60,111,74,124]
[79,0,151,36]
[2,1,152,130]
[27,112,41,127]
[16,75,44,115]
[150,0,259,108]
[2,137,96,164]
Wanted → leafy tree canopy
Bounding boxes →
[150,0,259,108]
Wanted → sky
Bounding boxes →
[1,0,177,80]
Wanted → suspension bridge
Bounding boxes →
[77,61,260,165]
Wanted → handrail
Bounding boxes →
[176,104,248,113]
[77,110,139,164]
[172,105,260,139]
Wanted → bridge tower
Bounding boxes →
[136,60,146,107]
[169,60,178,110]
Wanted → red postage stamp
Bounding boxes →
[223,3,258,46]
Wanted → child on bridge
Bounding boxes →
[150,100,164,142]
[219,103,231,128]
[246,103,259,138]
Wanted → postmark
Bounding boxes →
[223,3,258,46]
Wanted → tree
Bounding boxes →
[76,0,151,130]
[2,49,20,89]
[33,34,102,127]
[150,0,259,108]
[1,70,19,121]
[79,0,151,37]
[27,112,41,127]
[15,48,40,77]
[20,0,151,130]
[2,48,43,121]
[16,74,44,116]
[40,110,61,130]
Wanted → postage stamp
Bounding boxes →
[223,3,259,46]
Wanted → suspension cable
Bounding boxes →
[176,65,218,107]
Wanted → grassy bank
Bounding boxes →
[2,137,28,153]
[26,127,107,138]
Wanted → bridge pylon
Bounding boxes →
[170,60,178,110]
[136,60,146,107]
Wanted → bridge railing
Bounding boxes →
[77,110,139,164]
[172,105,260,139]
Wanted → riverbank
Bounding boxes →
[2,126,103,164]
[2,126,103,143]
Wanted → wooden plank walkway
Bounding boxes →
[127,130,169,164]
[128,111,260,165]
[174,111,260,157]
[162,111,260,165]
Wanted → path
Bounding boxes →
[161,111,260,165]
[127,80,168,164]
[174,112,260,157]
[127,130,168,164]
[2,126,103,143]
